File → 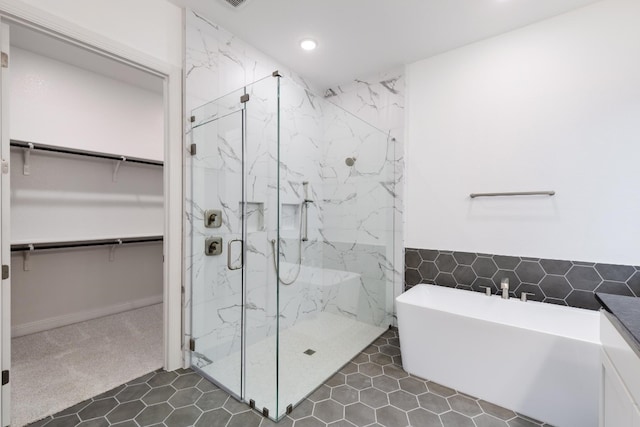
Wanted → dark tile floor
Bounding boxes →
[27,329,551,427]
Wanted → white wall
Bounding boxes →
[10,44,164,333]
[406,0,640,265]
[10,149,163,243]
[11,244,162,337]
[14,0,182,68]
[10,46,164,242]
[11,48,164,161]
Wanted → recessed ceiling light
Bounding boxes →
[300,39,317,51]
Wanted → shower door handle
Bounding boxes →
[227,239,243,270]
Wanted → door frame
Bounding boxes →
[0,1,184,424]
[0,21,9,427]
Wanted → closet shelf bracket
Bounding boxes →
[113,157,126,182]
[23,143,34,175]
[109,239,123,261]
[23,244,34,271]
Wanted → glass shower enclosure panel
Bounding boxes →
[276,77,395,414]
[189,76,280,417]
[241,76,279,416]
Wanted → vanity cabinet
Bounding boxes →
[600,313,640,427]
[602,354,640,427]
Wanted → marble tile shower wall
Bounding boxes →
[185,9,304,360]
[185,7,405,364]
[405,248,640,310]
[324,70,406,321]
[271,80,326,330]
[185,11,316,113]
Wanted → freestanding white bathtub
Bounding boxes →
[397,284,601,427]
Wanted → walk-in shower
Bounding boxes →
[188,71,396,421]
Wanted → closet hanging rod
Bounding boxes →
[11,236,163,252]
[10,140,164,167]
[470,191,556,198]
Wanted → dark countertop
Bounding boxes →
[596,292,640,356]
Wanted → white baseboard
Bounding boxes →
[12,295,163,338]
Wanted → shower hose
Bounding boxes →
[270,202,304,285]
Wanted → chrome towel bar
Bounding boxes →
[470,191,555,199]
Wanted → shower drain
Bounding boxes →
[303,349,316,356]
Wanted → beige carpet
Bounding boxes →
[11,304,163,427]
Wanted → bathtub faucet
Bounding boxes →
[500,278,509,299]
[479,286,492,296]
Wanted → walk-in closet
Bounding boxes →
[5,23,165,426]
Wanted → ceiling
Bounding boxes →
[169,0,600,88]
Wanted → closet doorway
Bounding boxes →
[0,11,182,427]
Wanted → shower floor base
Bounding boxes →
[198,312,386,419]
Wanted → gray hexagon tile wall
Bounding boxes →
[405,248,640,310]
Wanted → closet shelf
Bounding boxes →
[11,236,163,252]
[10,140,164,167]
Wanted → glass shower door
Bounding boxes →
[189,87,247,399]
[189,75,280,418]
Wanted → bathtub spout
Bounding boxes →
[500,278,509,299]
[520,292,535,302]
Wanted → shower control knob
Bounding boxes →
[204,209,222,228]
[205,237,223,256]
